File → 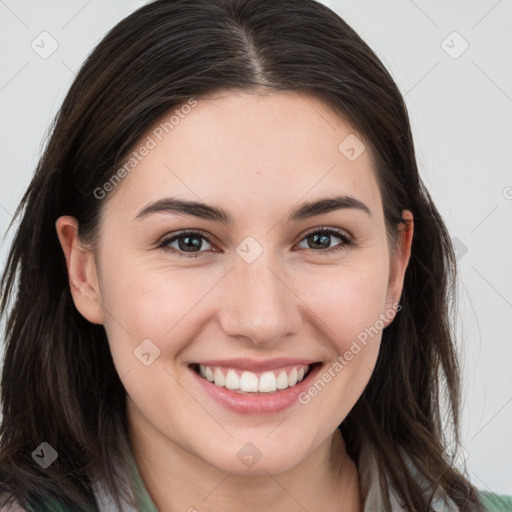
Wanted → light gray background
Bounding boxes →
[1,0,511,496]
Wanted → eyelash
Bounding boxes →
[157,227,353,258]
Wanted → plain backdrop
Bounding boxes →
[0,0,511,496]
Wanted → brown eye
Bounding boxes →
[159,230,214,257]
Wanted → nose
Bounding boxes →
[218,252,302,347]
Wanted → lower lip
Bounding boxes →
[189,363,323,415]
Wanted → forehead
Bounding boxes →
[103,90,382,223]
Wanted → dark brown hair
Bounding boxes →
[0,0,482,510]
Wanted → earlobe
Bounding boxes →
[384,210,414,322]
[55,216,105,324]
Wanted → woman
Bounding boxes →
[0,0,509,510]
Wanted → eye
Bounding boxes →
[296,227,352,254]
[158,230,214,258]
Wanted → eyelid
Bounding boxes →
[157,228,209,241]
[298,225,353,243]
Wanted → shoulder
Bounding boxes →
[478,490,512,511]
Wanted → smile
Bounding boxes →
[194,364,310,393]
[189,359,323,414]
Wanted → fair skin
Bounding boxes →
[56,90,413,512]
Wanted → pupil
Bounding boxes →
[179,236,201,252]
[311,233,330,249]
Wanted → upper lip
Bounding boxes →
[192,357,318,372]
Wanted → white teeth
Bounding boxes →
[258,371,277,393]
[240,371,259,392]
[276,371,288,389]
[213,367,225,387]
[205,366,214,382]
[196,364,310,393]
[288,368,298,387]
[225,369,240,390]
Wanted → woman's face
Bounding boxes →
[60,90,412,475]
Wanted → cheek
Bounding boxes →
[97,253,222,368]
[296,258,390,352]
[97,260,211,432]
[290,264,389,430]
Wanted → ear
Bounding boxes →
[383,210,414,325]
[55,216,105,324]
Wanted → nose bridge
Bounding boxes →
[219,244,300,345]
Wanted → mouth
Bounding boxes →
[190,362,316,393]
[188,360,323,414]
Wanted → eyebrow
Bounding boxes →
[134,194,371,224]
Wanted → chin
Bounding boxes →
[192,431,314,476]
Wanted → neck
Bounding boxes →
[128,403,362,512]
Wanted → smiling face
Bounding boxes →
[57,89,412,476]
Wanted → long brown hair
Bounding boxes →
[0,0,482,510]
